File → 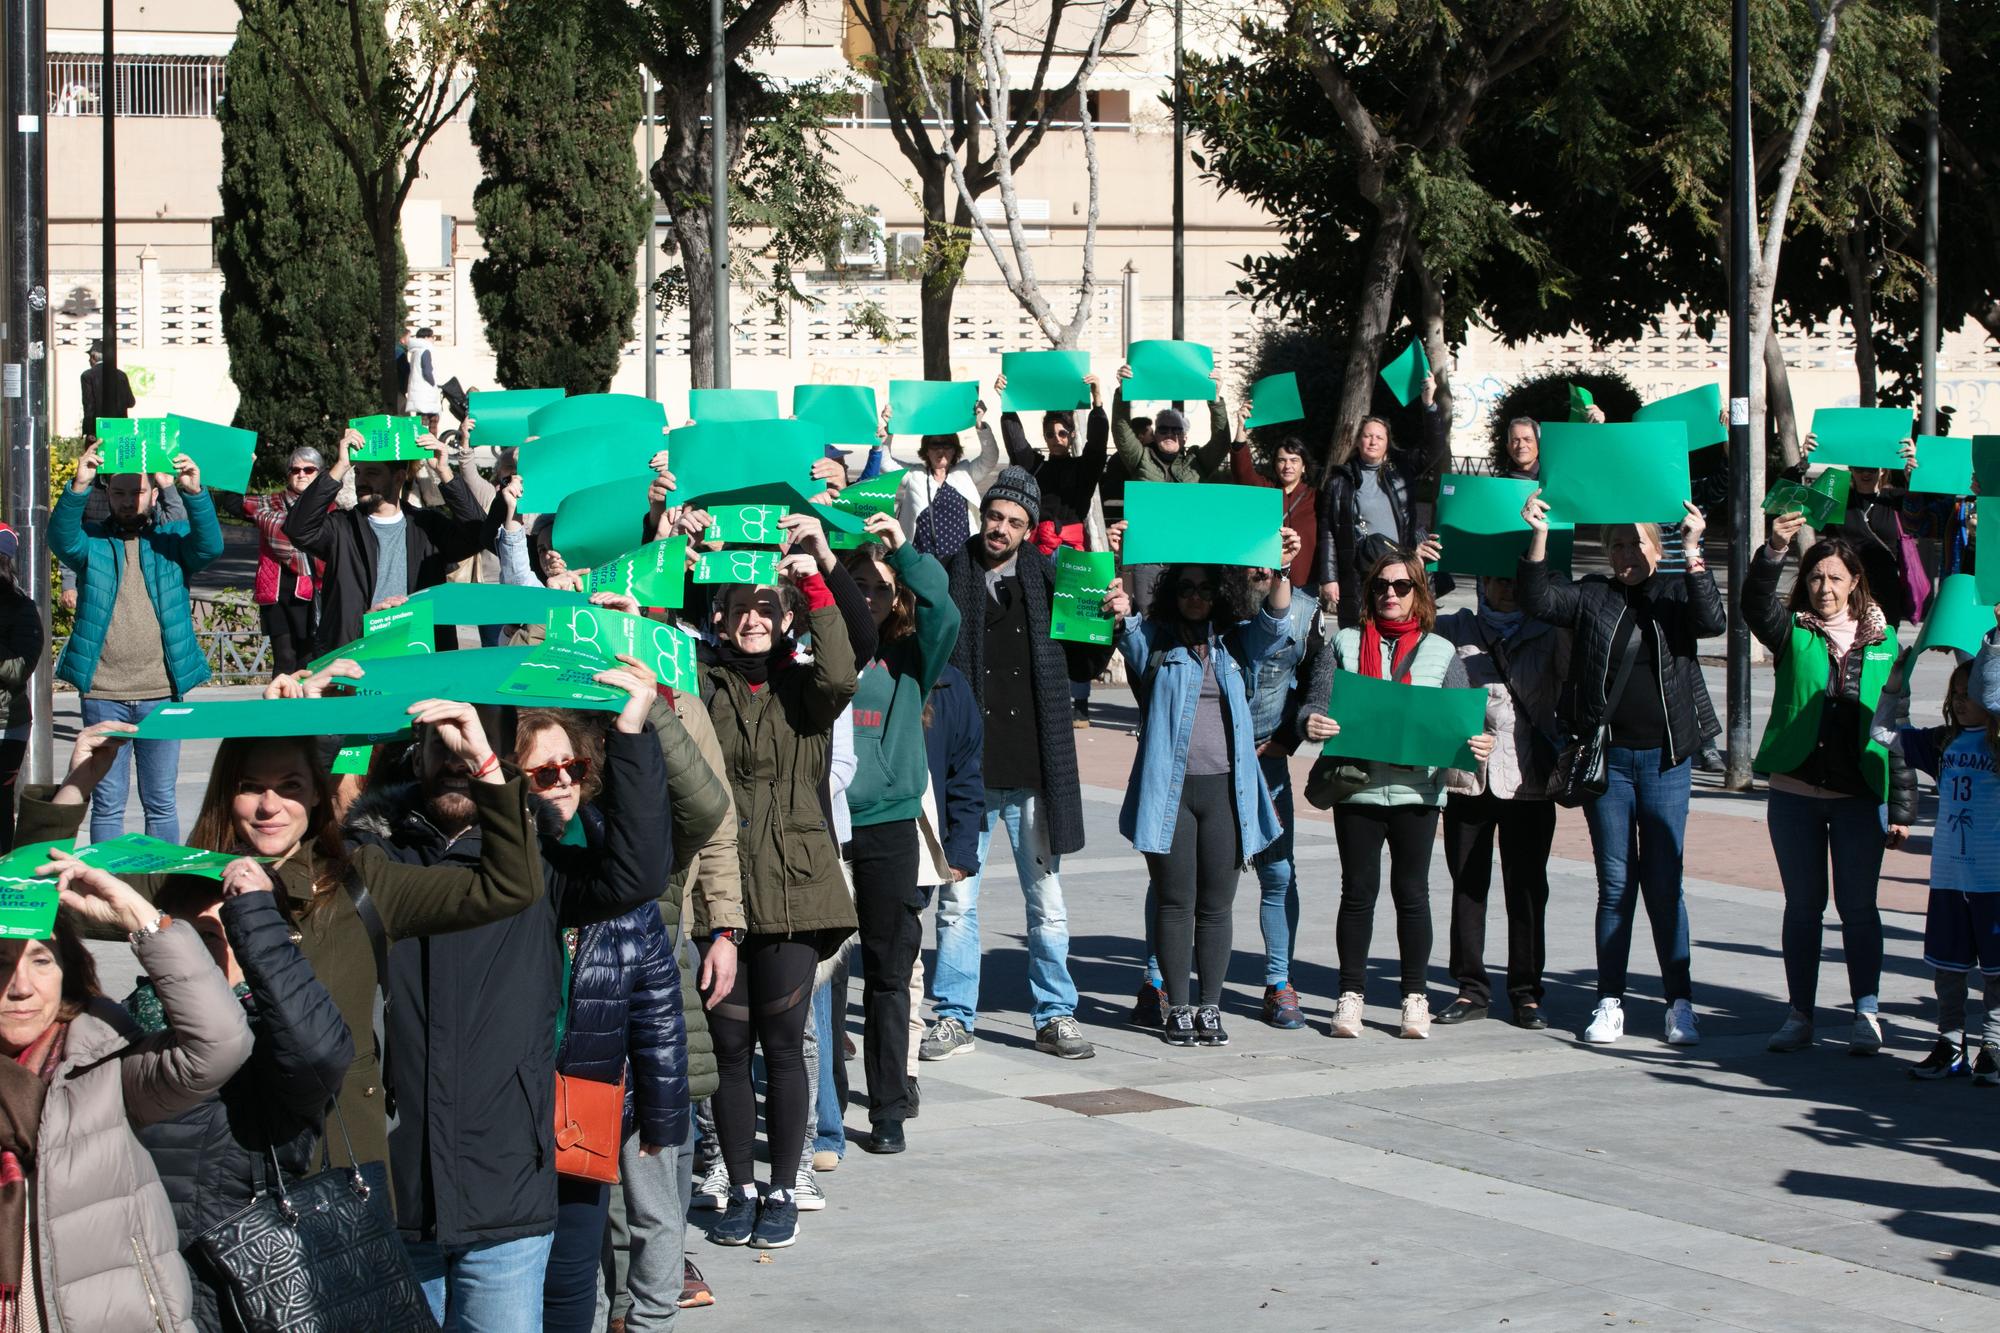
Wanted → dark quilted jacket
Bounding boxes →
[135,891,355,1333]
[1312,405,1450,625]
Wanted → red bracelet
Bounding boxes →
[470,753,501,781]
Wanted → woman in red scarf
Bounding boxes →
[1300,549,1493,1040]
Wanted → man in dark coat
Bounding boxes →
[923,467,1111,1063]
[80,338,135,437]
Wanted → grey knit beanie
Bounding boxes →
[982,466,1042,527]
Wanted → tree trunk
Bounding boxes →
[1407,239,1453,439]
[918,168,957,379]
[652,141,715,389]
[1764,324,1801,472]
[374,204,404,409]
[1836,227,1877,406]
[1331,200,1412,466]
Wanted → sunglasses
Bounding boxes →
[289,466,320,476]
[1176,581,1216,598]
[1371,578,1417,597]
[523,757,591,791]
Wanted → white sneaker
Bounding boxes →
[1330,991,1365,1038]
[1399,994,1432,1039]
[1664,999,1700,1046]
[1583,998,1624,1044]
[793,1170,827,1212]
[1767,1011,1814,1053]
[693,1158,730,1211]
[1849,1010,1884,1056]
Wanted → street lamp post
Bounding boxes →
[1724,0,1753,789]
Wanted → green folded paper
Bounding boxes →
[704,505,789,545]
[96,417,178,474]
[888,380,979,435]
[1536,422,1692,525]
[675,481,866,544]
[664,419,828,507]
[1433,475,1573,578]
[584,537,688,609]
[1632,384,1726,450]
[1123,341,1217,403]
[690,388,780,424]
[306,600,437,672]
[0,868,59,940]
[517,425,662,513]
[1051,549,1117,645]
[1567,384,1596,423]
[1808,407,1913,469]
[1972,436,2000,494]
[1000,351,1091,412]
[1323,670,1487,770]
[1913,574,1993,658]
[75,833,243,881]
[1906,435,1973,496]
[316,644,627,711]
[694,549,778,585]
[1123,481,1281,568]
[465,389,565,449]
[1378,337,1430,408]
[166,415,256,492]
[408,582,592,625]
[552,475,655,570]
[331,744,374,776]
[1762,479,1846,530]
[791,385,881,445]
[538,603,699,693]
[527,393,667,442]
[348,415,427,462]
[817,470,902,540]
[1243,373,1304,429]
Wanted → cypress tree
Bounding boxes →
[216,8,386,481]
[470,0,648,394]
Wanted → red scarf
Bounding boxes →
[0,1022,64,1333]
[1360,614,1424,682]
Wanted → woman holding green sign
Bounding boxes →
[1519,495,1724,1047]
[1746,512,1913,1055]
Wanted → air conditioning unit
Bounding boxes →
[836,213,887,269]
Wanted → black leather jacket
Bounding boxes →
[1313,405,1450,623]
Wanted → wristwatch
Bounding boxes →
[710,928,746,946]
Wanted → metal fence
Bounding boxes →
[48,53,229,118]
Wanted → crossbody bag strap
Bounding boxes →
[1600,612,1643,720]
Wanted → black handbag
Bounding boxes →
[1551,613,1641,808]
[192,1104,439,1333]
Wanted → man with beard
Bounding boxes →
[51,441,221,841]
[343,649,676,1331]
[283,423,498,654]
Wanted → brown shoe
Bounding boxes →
[679,1258,715,1309]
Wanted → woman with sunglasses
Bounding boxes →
[219,445,327,675]
[1103,530,1301,1045]
[1301,550,1493,1040]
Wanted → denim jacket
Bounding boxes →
[1246,597,1318,745]
[1115,610,1287,857]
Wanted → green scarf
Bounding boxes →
[125,979,250,1036]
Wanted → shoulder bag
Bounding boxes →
[1550,612,1640,808]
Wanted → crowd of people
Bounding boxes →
[0,351,1992,1333]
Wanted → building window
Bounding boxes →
[47,53,229,119]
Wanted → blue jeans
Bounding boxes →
[405,1232,557,1333]
[542,1178,608,1333]
[810,979,844,1156]
[78,696,179,843]
[932,787,1077,1029]
[1767,788,1885,1015]
[1582,747,1693,1001]
[1255,753,1300,987]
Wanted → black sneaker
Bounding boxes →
[710,1191,758,1246]
[1194,1005,1229,1046]
[1974,1046,1999,1088]
[1163,1005,1198,1047]
[1910,1036,1968,1080]
[749,1194,798,1249]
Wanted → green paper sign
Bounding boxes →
[552,474,655,569]
[1979,500,2000,607]
[791,385,881,445]
[1051,549,1116,645]
[139,694,421,740]
[888,380,979,435]
[664,419,829,507]
[517,426,662,513]
[1974,437,2000,494]
[1378,337,1430,408]
[348,415,427,462]
[1536,422,1692,524]
[1567,384,1596,423]
[1123,341,1217,403]
[75,833,243,881]
[1762,480,1845,530]
[1433,475,1574,578]
[704,505,789,545]
[1809,407,1913,469]
[690,388,780,424]
[0,878,59,940]
[406,582,592,626]
[693,549,778,585]
[535,603,699,694]
[97,417,178,474]
[166,415,256,492]
[1906,435,1973,496]
[465,389,566,449]
[584,538,688,609]
[1000,351,1091,412]
[1322,670,1486,770]
[309,645,624,712]
[331,744,373,776]
[1243,373,1304,429]
[528,393,667,443]
[817,470,901,543]
[1632,384,1726,450]
[1123,481,1281,568]
[307,600,437,673]
[1913,574,1993,658]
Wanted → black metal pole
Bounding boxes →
[1918,0,1939,437]
[1724,0,1753,790]
[1170,0,1183,344]
[5,0,54,782]
[709,0,729,389]
[100,0,112,383]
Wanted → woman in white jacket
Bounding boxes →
[892,403,1005,560]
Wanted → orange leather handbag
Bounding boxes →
[553,1073,625,1184]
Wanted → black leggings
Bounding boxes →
[847,819,923,1125]
[260,598,314,676]
[702,933,819,1193]
[1333,803,1441,998]
[1144,773,1243,1009]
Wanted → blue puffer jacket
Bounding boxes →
[558,806,689,1151]
[50,482,222,696]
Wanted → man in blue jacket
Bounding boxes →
[52,442,222,841]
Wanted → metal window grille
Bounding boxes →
[47,53,229,118]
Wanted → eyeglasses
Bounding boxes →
[1175,581,1216,598]
[523,757,591,791]
[1371,578,1417,597]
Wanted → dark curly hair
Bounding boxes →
[1145,563,1251,631]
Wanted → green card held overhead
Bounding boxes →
[139,693,416,740]
[690,388,780,423]
[96,418,179,475]
[542,602,700,693]
[1971,436,2000,494]
[585,537,687,608]
[1906,435,1973,496]
[1808,407,1912,468]
[408,582,590,625]
[1536,422,1692,524]
[1123,340,1217,402]
[1762,479,1845,531]
[348,414,427,462]
[1051,549,1117,645]
[1244,373,1304,429]
[465,389,565,448]
[818,470,901,548]
[664,418,828,506]
[1323,670,1487,771]
[1913,575,1992,658]
[1567,384,1596,423]
[888,380,979,435]
[306,600,437,672]
[791,385,880,445]
[705,505,789,545]
[1979,500,2000,606]
[0,878,57,940]
[1378,337,1430,407]
[693,549,778,585]
[75,833,244,881]
[516,425,660,513]
[1123,481,1281,568]
[1000,351,1091,412]
[1633,384,1725,449]
[527,392,666,443]
[1433,475,1573,578]
[331,745,373,776]
[552,475,655,570]
[165,415,256,492]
